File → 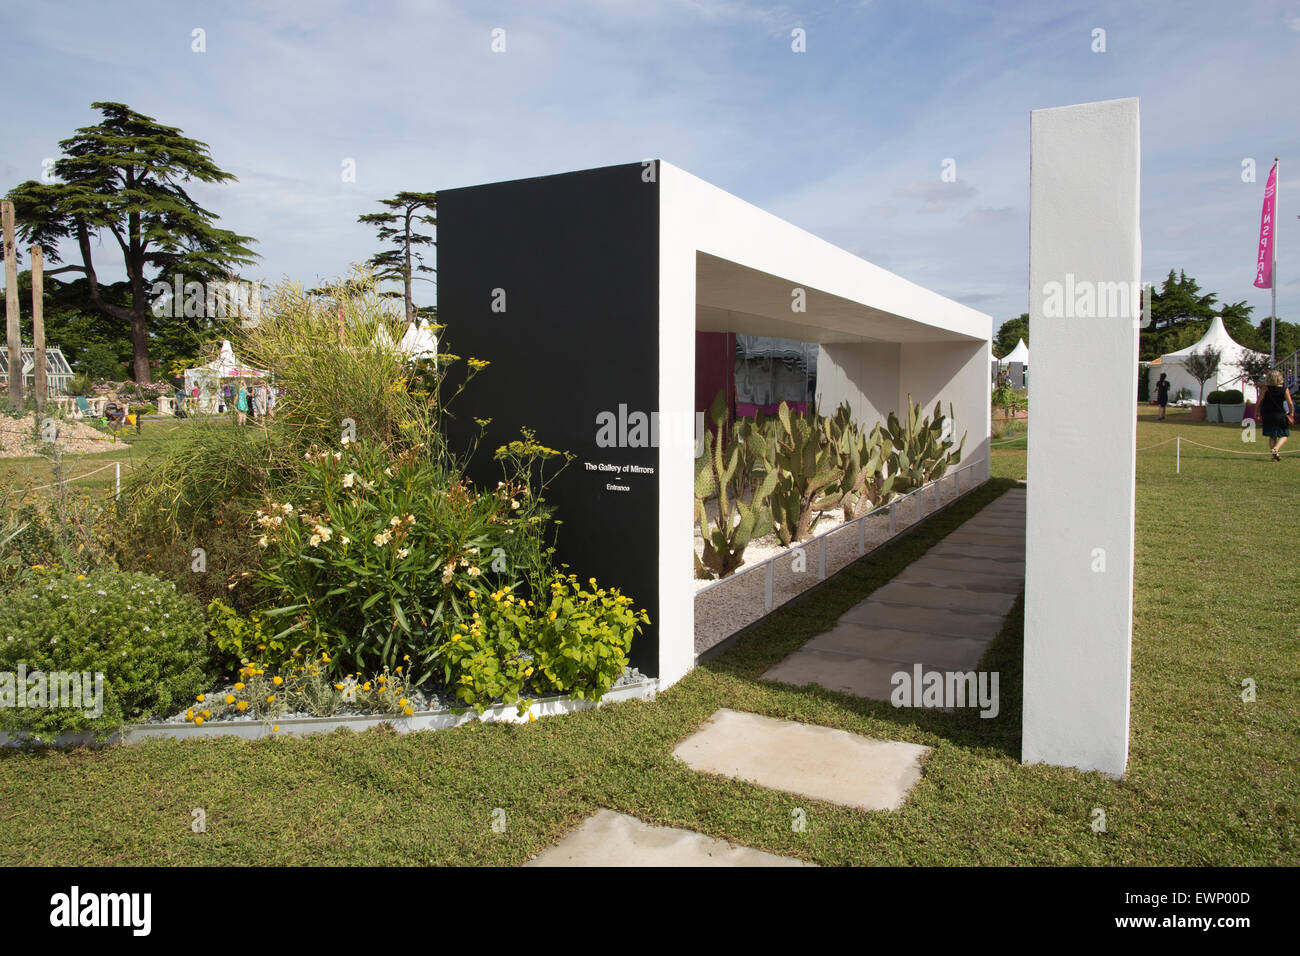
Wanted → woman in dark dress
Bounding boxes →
[1257,369,1294,461]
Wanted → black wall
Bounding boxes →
[438,163,662,675]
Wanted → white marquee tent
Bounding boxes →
[182,340,270,412]
[1149,316,1264,404]
[1000,338,1029,366]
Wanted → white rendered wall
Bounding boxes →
[899,340,992,482]
[657,170,700,688]
[1023,98,1141,778]
[816,342,901,426]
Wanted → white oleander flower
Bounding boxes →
[342,472,356,488]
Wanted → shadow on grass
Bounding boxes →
[700,476,1025,759]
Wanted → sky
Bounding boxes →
[2,0,1298,336]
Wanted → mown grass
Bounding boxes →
[0,416,233,495]
[0,412,1295,866]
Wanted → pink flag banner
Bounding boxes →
[1254,162,1277,289]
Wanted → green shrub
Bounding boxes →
[255,436,561,684]
[1220,389,1244,405]
[1206,390,1225,405]
[437,575,648,714]
[205,598,313,674]
[0,482,116,596]
[0,569,209,740]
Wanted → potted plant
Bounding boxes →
[1218,388,1246,423]
[1184,345,1222,424]
[1205,389,1224,423]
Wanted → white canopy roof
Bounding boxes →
[398,320,438,361]
[187,340,268,379]
[1159,316,1262,366]
[1000,338,1029,365]
[1150,316,1266,402]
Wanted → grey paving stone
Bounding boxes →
[839,601,1006,638]
[524,809,813,867]
[802,626,992,669]
[672,708,930,811]
[892,565,1025,593]
[929,541,1025,561]
[870,581,1019,616]
[915,555,1025,576]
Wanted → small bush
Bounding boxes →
[1206,390,1225,405]
[0,569,210,740]
[437,575,648,714]
[1220,389,1244,405]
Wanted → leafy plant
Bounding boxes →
[0,568,209,740]
[768,401,844,545]
[1183,346,1222,404]
[694,391,777,579]
[884,396,966,495]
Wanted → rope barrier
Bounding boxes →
[1176,437,1299,457]
[15,459,135,492]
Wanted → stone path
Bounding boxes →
[525,809,813,866]
[672,708,930,811]
[526,491,1026,865]
[762,488,1026,700]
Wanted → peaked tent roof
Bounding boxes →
[398,320,438,361]
[189,340,268,378]
[1000,338,1029,364]
[1159,316,1264,364]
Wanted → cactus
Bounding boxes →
[884,396,966,494]
[838,420,897,519]
[768,401,844,545]
[694,390,777,579]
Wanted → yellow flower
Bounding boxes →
[194,716,204,726]
[403,706,414,716]
[225,695,236,705]
[528,713,536,723]
[548,611,557,621]
[272,676,283,685]
[234,682,245,691]
[272,725,280,733]
[185,709,194,721]
[236,701,249,712]
[362,682,372,690]
[334,683,345,690]
[196,694,205,702]
[267,695,275,703]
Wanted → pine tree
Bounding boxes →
[358,192,437,323]
[3,102,255,382]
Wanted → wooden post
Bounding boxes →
[3,201,21,408]
[32,245,46,412]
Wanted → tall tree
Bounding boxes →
[3,102,255,382]
[358,191,437,323]
[993,313,1028,358]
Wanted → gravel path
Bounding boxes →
[694,473,972,655]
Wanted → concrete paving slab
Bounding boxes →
[524,809,813,867]
[803,626,991,668]
[672,708,930,811]
[840,601,1006,638]
[929,541,1025,561]
[763,647,903,698]
[893,565,1025,593]
[870,581,1019,616]
[915,555,1025,576]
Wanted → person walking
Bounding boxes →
[1257,369,1294,461]
[1155,372,1171,420]
[235,383,250,426]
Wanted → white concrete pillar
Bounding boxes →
[1023,98,1141,778]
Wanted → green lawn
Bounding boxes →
[2,415,233,495]
[0,411,1295,866]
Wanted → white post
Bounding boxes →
[819,535,827,580]
[1023,98,1140,778]
[115,461,121,498]
[764,561,773,612]
[1176,436,1180,473]
[858,515,866,554]
[889,502,896,534]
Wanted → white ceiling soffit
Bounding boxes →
[694,253,977,345]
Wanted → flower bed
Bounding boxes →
[0,669,657,748]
